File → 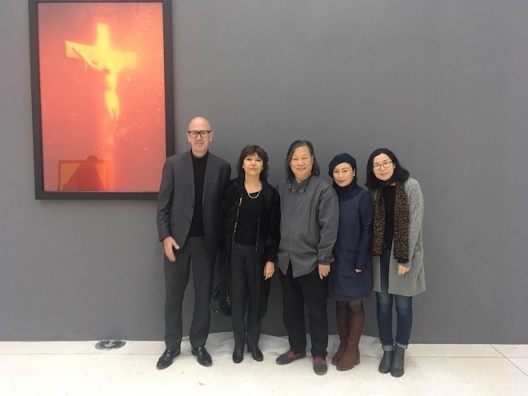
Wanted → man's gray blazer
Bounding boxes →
[157,151,231,255]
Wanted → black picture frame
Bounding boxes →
[29,0,174,199]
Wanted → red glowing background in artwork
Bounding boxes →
[37,2,166,192]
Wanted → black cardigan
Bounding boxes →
[220,176,281,263]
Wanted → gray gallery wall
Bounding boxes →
[1,0,527,343]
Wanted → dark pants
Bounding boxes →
[230,243,264,349]
[376,249,413,347]
[163,237,214,349]
[279,263,328,358]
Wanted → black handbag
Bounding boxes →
[210,250,232,316]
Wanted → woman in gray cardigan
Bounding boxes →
[366,148,425,378]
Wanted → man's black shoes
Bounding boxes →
[192,345,213,367]
[156,348,180,370]
[157,346,212,369]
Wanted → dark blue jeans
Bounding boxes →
[376,249,413,347]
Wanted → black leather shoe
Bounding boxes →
[248,346,263,362]
[156,348,180,369]
[192,345,212,367]
[232,347,244,363]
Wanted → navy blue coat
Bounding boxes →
[328,182,373,300]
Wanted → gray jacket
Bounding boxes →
[156,151,231,256]
[372,178,425,296]
[277,176,339,278]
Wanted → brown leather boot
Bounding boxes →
[336,314,364,371]
[332,306,349,365]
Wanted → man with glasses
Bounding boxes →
[156,116,231,369]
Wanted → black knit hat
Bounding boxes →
[328,153,357,176]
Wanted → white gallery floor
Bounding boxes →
[1,333,527,396]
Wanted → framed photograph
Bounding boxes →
[29,0,174,199]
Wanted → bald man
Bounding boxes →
[156,117,231,369]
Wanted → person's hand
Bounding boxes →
[355,268,363,273]
[397,264,410,275]
[163,237,179,262]
[263,261,275,280]
[318,263,330,279]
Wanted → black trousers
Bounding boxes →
[279,263,328,358]
[230,243,264,349]
[163,237,214,349]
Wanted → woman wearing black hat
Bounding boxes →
[328,153,373,371]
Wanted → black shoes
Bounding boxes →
[192,345,213,367]
[248,346,263,362]
[156,348,180,370]
[233,345,263,363]
[233,347,244,363]
[157,346,212,369]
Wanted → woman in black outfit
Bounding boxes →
[221,145,280,363]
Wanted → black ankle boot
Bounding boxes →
[390,344,406,377]
[232,347,244,364]
[378,347,394,374]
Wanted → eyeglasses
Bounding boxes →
[188,130,211,138]
[373,160,393,170]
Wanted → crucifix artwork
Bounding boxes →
[65,23,137,121]
[29,0,174,199]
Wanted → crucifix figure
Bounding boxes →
[65,23,137,120]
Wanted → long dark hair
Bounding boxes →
[284,140,320,180]
[365,147,409,188]
[236,144,269,180]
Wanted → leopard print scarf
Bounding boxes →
[372,182,409,261]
